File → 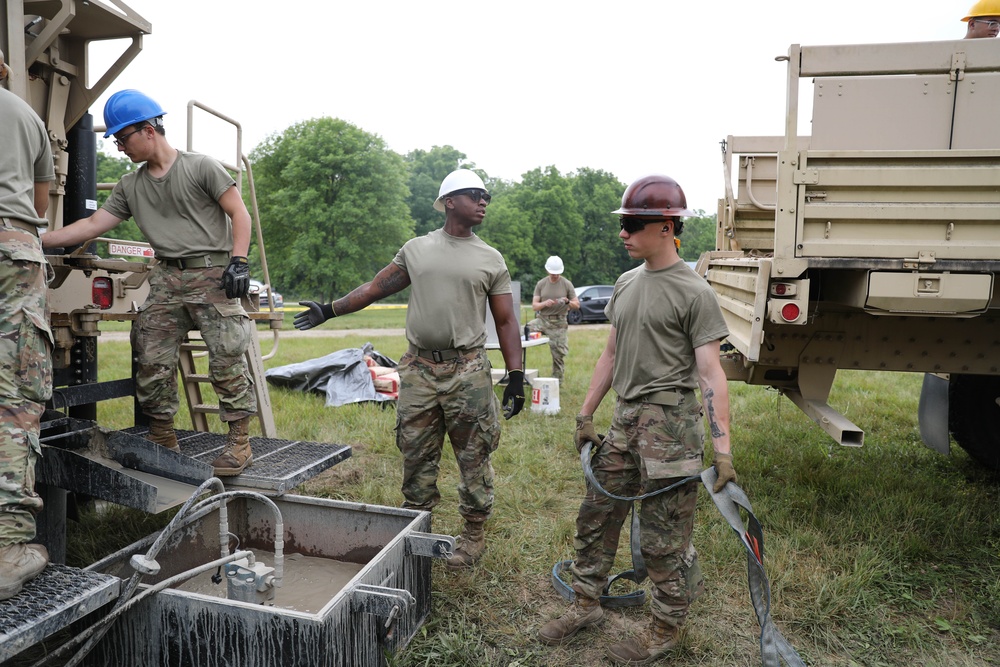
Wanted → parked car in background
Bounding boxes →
[566,285,613,324]
[249,279,284,309]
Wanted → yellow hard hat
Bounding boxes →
[962,0,1000,21]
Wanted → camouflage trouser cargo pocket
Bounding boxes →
[13,307,53,403]
[210,302,252,357]
[0,237,52,404]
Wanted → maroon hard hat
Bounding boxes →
[613,174,695,218]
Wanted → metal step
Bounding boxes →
[0,564,120,663]
[123,427,352,495]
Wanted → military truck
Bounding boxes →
[2,2,453,664]
[699,39,1000,469]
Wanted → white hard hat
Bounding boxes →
[434,169,487,212]
[544,256,564,275]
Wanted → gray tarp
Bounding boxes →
[264,343,397,407]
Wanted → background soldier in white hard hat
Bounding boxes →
[527,255,579,380]
[41,89,258,477]
[295,168,526,569]
[538,175,737,665]
[0,48,55,599]
[963,0,1000,38]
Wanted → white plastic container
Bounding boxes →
[531,377,560,415]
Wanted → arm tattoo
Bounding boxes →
[376,270,408,293]
[703,388,727,439]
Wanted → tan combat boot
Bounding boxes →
[445,521,485,570]
[146,417,180,452]
[537,596,604,645]
[212,416,253,476]
[0,543,49,601]
[606,616,680,665]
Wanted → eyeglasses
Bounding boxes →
[973,18,1000,28]
[451,189,492,204]
[113,126,145,149]
[619,217,656,234]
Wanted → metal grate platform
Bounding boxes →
[0,564,120,663]
[122,428,352,494]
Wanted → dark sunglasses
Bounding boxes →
[619,217,656,234]
[451,189,492,204]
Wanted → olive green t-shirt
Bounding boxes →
[607,261,729,399]
[533,276,577,318]
[0,88,55,227]
[103,150,236,258]
[393,228,512,350]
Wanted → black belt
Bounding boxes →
[1,217,41,238]
[408,344,477,363]
[159,252,230,269]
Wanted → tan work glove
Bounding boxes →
[574,414,601,453]
[712,452,738,493]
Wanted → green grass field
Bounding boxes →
[70,317,1000,667]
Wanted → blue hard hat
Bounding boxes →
[103,89,166,138]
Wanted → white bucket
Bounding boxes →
[530,377,560,415]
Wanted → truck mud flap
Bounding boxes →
[918,373,950,455]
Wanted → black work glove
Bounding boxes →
[294,301,336,330]
[574,414,601,453]
[502,370,525,420]
[221,256,250,299]
[712,452,738,493]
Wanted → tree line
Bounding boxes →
[96,117,718,303]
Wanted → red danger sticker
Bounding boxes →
[109,243,154,258]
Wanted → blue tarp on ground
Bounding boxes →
[264,342,397,407]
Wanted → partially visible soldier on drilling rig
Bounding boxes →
[41,89,258,477]
[963,0,1000,38]
[0,48,55,599]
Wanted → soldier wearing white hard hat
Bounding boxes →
[526,255,579,380]
[295,168,525,571]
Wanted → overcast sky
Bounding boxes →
[90,0,964,212]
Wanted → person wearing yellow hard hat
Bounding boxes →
[963,0,1000,38]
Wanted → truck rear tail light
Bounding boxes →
[780,302,801,322]
[92,277,113,310]
[770,282,796,296]
[768,298,807,325]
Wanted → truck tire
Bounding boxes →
[949,374,1000,471]
[567,309,582,325]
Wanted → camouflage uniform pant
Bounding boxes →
[0,225,52,547]
[395,347,501,524]
[131,264,256,423]
[527,316,569,379]
[570,393,706,629]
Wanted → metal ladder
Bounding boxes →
[177,322,276,437]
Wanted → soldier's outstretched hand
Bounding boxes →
[294,301,335,330]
